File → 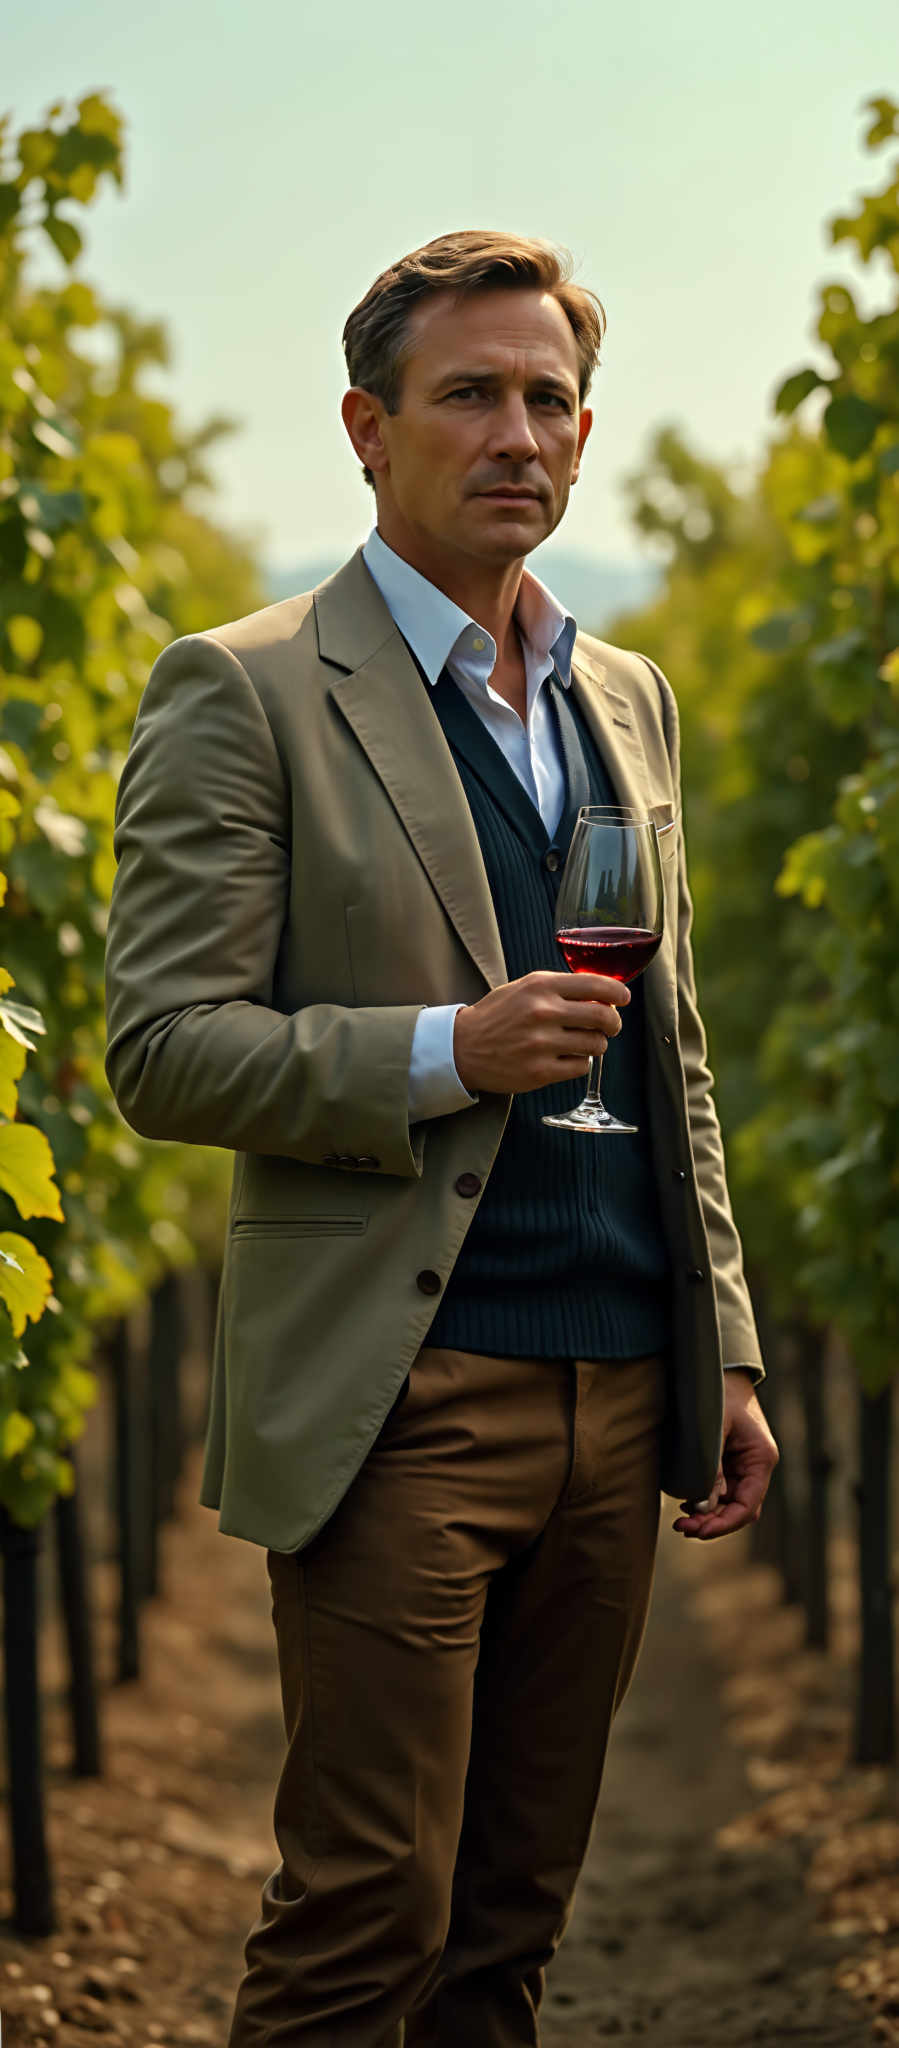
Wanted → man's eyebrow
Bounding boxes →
[430,367,577,395]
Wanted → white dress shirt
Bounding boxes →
[362,526,576,1122]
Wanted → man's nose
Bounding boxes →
[485,397,540,463]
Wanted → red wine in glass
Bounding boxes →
[556,926,662,982]
[542,806,665,1136]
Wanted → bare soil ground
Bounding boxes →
[0,1456,895,2047]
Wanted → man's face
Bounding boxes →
[350,286,592,568]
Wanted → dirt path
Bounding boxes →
[0,1458,878,2047]
[541,1527,867,2044]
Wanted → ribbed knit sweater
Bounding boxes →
[424,668,671,1360]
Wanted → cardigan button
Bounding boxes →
[417,1269,442,1296]
[454,1172,482,1198]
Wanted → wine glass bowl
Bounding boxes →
[542,805,664,1135]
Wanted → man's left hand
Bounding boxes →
[672,1371,779,1540]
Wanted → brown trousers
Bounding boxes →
[228,1343,667,2047]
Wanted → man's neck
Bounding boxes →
[374,520,526,668]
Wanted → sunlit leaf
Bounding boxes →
[0,1122,64,1221]
[77,93,124,144]
[0,1031,26,1117]
[1,1412,35,1461]
[0,998,47,1051]
[5,616,43,663]
[0,1234,53,1335]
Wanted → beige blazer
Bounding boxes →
[104,546,762,1552]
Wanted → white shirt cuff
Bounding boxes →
[408,1004,478,1121]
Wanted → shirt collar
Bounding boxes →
[361,526,577,691]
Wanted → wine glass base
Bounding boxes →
[541,1105,638,1135]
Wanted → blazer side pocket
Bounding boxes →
[231,1217,367,1239]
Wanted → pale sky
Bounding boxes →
[8,1,897,573]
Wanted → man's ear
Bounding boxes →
[570,406,593,485]
[342,388,390,478]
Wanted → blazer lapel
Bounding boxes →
[568,647,651,815]
[316,550,506,991]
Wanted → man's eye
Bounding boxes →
[445,385,570,407]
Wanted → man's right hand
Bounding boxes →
[453,971,631,1096]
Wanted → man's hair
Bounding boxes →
[342,229,606,488]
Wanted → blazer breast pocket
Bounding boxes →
[649,805,678,881]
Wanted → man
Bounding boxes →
[104,230,778,2046]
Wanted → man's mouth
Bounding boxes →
[479,488,541,501]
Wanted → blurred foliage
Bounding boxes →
[611,94,899,1389]
[0,92,265,1522]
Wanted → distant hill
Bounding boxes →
[264,546,663,637]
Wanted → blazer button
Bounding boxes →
[454,1172,482,1197]
[661,1033,673,1046]
[545,849,561,874]
[416,1269,442,1296]
[358,1155,380,1169]
[672,1168,686,1182]
[686,1266,706,1284]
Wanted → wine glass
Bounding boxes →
[542,805,664,1135]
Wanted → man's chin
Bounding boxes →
[463,499,552,558]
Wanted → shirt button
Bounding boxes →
[417,1269,442,1296]
[545,849,561,873]
[454,1172,482,1198]
[686,1266,705,1284]
[472,635,486,652]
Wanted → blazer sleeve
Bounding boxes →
[640,653,764,1379]
[104,634,426,1178]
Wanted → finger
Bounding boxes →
[555,977,632,1008]
[673,1487,768,1540]
[556,1018,621,1046]
[680,1466,725,1516]
[696,1500,763,1538]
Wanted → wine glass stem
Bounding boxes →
[584,1051,604,1107]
